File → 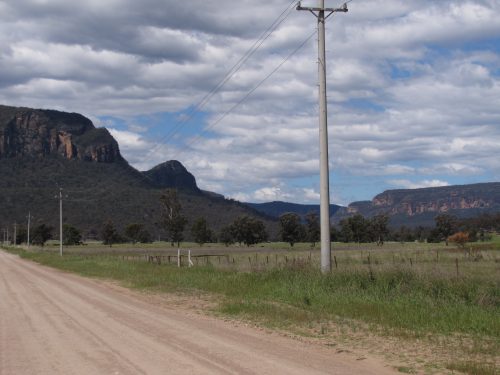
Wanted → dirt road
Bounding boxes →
[0,251,397,374]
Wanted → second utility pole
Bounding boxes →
[27,212,33,248]
[58,188,63,256]
[297,0,348,273]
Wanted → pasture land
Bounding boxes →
[4,240,499,374]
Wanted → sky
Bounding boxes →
[1,0,499,206]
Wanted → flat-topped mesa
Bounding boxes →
[370,184,497,216]
[0,105,122,163]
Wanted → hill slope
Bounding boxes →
[246,201,342,219]
[0,105,276,239]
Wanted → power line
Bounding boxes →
[176,29,318,156]
[136,0,298,164]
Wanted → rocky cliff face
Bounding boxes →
[0,105,122,163]
[371,185,497,216]
[333,183,500,226]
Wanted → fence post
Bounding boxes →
[455,258,459,277]
[177,249,181,268]
[188,250,193,267]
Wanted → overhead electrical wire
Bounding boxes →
[177,29,318,156]
[136,0,298,164]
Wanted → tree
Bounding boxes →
[435,214,458,245]
[16,226,27,244]
[31,224,53,247]
[101,220,118,247]
[339,219,354,242]
[63,224,82,245]
[370,214,389,245]
[191,217,213,246]
[305,212,320,247]
[413,226,426,243]
[231,216,248,246]
[219,225,235,247]
[339,214,370,243]
[448,231,469,249]
[426,228,442,243]
[392,225,415,243]
[231,216,268,247]
[244,218,268,246]
[125,223,151,244]
[279,213,304,247]
[137,229,152,243]
[330,225,340,242]
[159,189,188,247]
[350,214,371,242]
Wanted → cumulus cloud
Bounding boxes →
[0,0,499,203]
[388,179,450,190]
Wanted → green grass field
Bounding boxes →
[3,240,499,374]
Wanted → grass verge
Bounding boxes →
[446,361,498,375]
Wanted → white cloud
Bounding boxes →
[302,188,320,201]
[108,128,149,150]
[0,0,499,203]
[253,187,291,202]
[388,179,450,190]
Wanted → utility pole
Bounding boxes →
[57,188,64,256]
[27,212,33,248]
[297,0,348,273]
[13,222,17,246]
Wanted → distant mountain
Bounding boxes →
[0,105,277,239]
[247,201,342,219]
[332,183,500,227]
[2,104,499,236]
[142,160,199,192]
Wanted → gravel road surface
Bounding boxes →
[0,251,397,374]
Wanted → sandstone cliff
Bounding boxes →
[0,105,122,163]
[333,183,500,226]
[371,184,498,216]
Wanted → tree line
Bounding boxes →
[277,211,500,247]
[331,212,500,245]
[10,187,500,247]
